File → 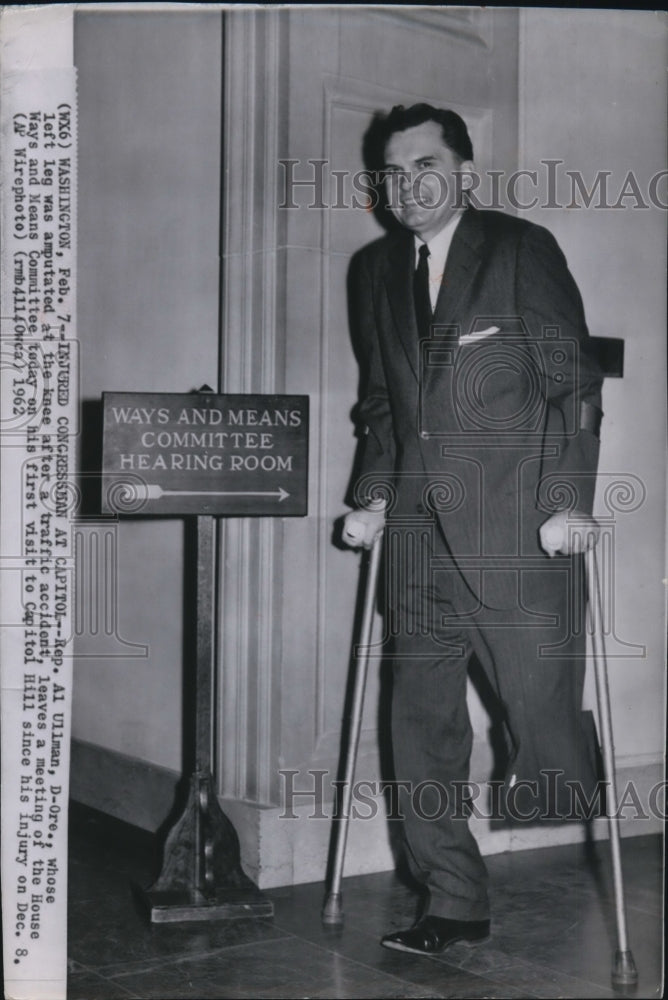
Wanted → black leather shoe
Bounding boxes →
[381,915,490,955]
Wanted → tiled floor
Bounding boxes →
[63,807,663,999]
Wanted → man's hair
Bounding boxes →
[380,103,474,163]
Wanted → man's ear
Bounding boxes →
[458,160,476,191]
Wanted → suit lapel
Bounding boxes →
[380,209,487,380]
[382,231,419,380]
[433,207,486,332]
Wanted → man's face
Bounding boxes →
[383,121,473,242]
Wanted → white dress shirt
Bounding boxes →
[415,210,465,310]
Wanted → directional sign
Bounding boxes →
[101,392,308,516]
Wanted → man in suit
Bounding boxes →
[342,104,603,955]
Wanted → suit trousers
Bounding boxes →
[385,517,596,921]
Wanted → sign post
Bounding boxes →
[102,389,309,921]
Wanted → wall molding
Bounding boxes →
[217,9,286,804]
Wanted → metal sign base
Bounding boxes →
[145,890,273,925]
[136,515,273,923]
[139,771,273,923]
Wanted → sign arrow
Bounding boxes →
[143,484,290,502]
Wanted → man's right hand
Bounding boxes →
[342,508,386,549]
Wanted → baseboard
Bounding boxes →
[70,739,664,889]
[70,738,181,832]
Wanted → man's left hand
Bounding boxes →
[539,510,600,557]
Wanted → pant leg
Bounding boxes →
[386,522,490,920]
[465,562,598,821]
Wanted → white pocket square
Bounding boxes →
[459,326,500,344]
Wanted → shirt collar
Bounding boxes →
[414,208,465,262]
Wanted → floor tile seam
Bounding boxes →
[67,958,92,973]
[269,926,464,989]
[269,920,525,977]
[106,949,451,999]
[68,963,142,998]
[270,920,552,978]
[402,960,541,999]
[94,931,297,979]
[625,900,664,916]
[268,916,416,962]
[296,966,452,998]
[480,957,618,996]
[423,956,563,995]
[414,948,525,975]
[308,989,447,1000]
[269,913,391,939]
[267,929,526,996]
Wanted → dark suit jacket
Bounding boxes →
[351,207,603,609]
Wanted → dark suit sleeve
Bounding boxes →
[350,250,396,503]
[516,224,603,514]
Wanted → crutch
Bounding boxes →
[322,526,384,926]
[584,531,638,989]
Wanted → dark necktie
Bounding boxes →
[414,242,432,340]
